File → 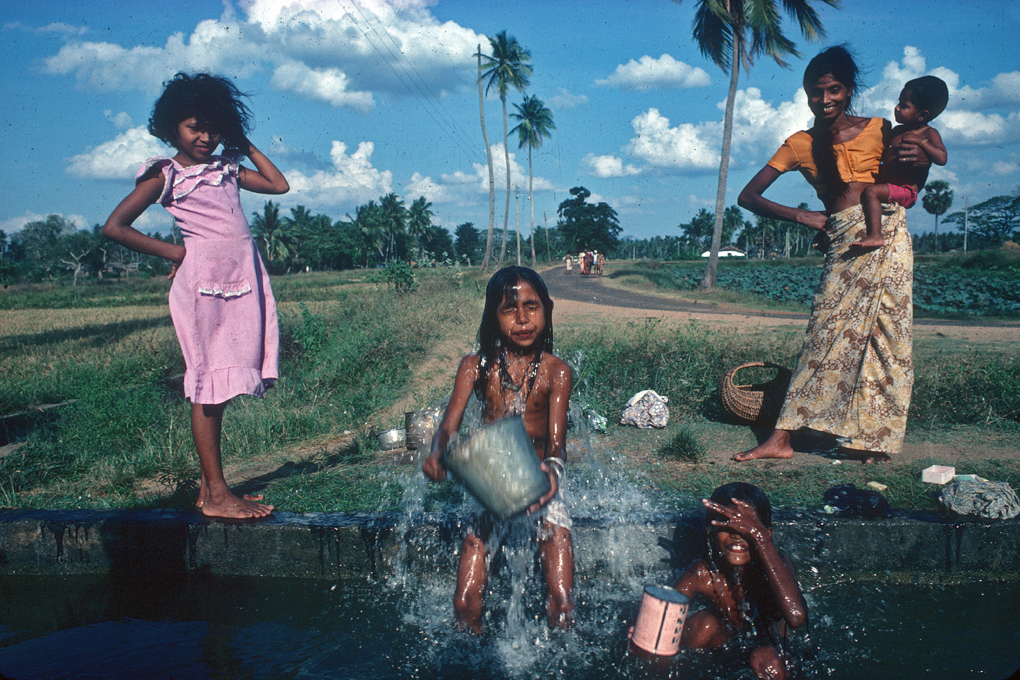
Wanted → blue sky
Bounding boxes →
[2,0,1019,242]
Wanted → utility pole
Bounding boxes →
[543,211,551,264]
[963,197,969,254]
[515,186,521,266]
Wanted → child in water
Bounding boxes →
[422,266,574,633]
[103,73,288,518]
[671,483,806,679]
[851,75,948,249]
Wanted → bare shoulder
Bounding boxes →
[541,353,572,383]
[674,560,714,596]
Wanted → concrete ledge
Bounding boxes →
[1,508,1018,580]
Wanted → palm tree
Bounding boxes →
[407,196,435,259]
[348,200,385,266]
[921,180,953,253]
[481,31,532,269]
[675,0,836,290]
[510,94,556,266]
[379,193,407,263]
[476,45,497,272]
[251,200,295,270]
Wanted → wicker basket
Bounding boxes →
[719,362,792,427]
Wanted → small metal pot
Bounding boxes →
[377,427,406,450]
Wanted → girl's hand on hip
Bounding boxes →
[168,246,186,280]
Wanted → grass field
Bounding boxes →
[0,263,1017,513]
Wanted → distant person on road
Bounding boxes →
[103,72,288,518]
[564,253,573,274]
[422,266,574,633]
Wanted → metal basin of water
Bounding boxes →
[1,573,1017,679]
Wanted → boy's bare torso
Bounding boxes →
[881,123,935,189]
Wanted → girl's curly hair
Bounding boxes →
[148,72,252,151]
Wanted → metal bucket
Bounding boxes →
[630,585,690,656]
[442,417,550,521]
[405,408,442,451]
[377,428,406,451]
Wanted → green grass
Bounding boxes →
[0,265,1016,512]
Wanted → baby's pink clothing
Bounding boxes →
[139,153,279,404]
[887,183,917,209]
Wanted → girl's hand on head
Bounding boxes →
[703,498,770,545]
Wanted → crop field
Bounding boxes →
[659,253,1020,317]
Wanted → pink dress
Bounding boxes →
[139,153,279,405]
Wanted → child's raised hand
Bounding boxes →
[421,450,448,482]
[703,498,770,546]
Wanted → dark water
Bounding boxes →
[1,573,1017,680]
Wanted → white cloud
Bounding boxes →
[583,154,641,178]
[104,110,134,130]
[285,140,393,206]
[1,211,90,234]
[65,127,168,180]
[596,54,710,91]
[270,61,375,112]
[625,108,719,170]
[40,1,481,102]
[862,47,1020,147]
[404,172,456,204]
[38,22,88,36]
[550,88,588,110]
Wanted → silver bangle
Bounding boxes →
[546,456,565,482]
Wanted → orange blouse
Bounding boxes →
[767,117,887,196]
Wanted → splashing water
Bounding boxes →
[376,384,663,678]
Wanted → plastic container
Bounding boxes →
[630,585,690,656]
[922,465,955,484]
[442,417,550,521]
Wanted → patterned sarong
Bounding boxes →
[775,204,913,454]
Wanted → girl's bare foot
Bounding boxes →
[195,479,264,508]
[200,490,274,519]
[732,429,795,462]
[849,235,884,249]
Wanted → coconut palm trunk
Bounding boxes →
[699,30,741,291]
[497,95,511,268]
[477,46,496,272]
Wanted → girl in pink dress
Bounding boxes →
[103,73,289,519]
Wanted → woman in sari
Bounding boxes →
[735,46,924,464]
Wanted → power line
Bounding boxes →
[339,0,484,167]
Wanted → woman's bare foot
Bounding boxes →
[732,429,795,462]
